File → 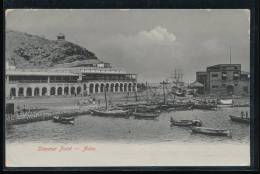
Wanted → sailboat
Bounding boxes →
[89,88,130,118]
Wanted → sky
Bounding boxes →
[5,9,250,82]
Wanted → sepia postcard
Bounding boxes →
[4,9,251,167]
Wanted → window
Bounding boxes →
[233,71,240,80]
[212,85,218,89]
[222,72,227,80]
[212,74,218,78]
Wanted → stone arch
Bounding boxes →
[124,83,127,92]
[42,87,47,96]
[83,84,87,90]
[26,87,32,96]
[64,87,69,95]
[128,83,132,92]
[50,87,56,95]
[110,83,114,92]
[57,87,63,95]
[71,86,76,95]
[10,88,16,97]
[18,87,24,97]
[100,83,105,93]
[133,83,137,91]
[77,86,81,95]
[34,87,40,96]
[89,83,94,94]
[115,83,119,92]
[105,83,109,92]
[120,83,123,92]
[95,83,99,93]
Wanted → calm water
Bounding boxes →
[6,107,250,144]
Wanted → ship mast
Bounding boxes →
[104,86,108,110]
[229,46,232,64]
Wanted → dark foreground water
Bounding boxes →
[6,107,250,144]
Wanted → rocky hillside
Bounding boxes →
[5,30,99,68]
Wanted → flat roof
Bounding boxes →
[207,64,241,68]
[6,69,78,76]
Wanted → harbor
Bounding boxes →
[6,91,250,144]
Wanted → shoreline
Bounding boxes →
[5,93,250,125]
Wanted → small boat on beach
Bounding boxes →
[191,126,232,137]
[170,117,202,127]
[53,116,75,124]
[229,115,250,124]
[133,112,160,120]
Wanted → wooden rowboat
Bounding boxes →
[170,117,202,127]
[191,127,231,137]
[229,115,250,124]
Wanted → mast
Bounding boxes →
[163,82,166,104]
[229,46,232,64]
[104,86,108,110]
[160,81,167,104]
[145,81,148,102]
[135,90,138,102]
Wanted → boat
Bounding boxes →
[134,105,160,113]
[174,91,186,97]
[229,115,250,124]
[232,104,250,107]
[193,103,217,110]
[133,112,160,120]
[89,87,130,118]
[217,99,234,108]
[191,126,232,137]
[90,109,130,118]
[167,105,193,112]
[53,116,75,124]
[218,99,233,105]
[170,117,202,127]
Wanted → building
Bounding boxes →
[5,61,137,98]
[57,33,65,41]
[196,64,250,96]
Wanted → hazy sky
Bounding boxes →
[6,9,250,82]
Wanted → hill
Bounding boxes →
[5,30,100,68]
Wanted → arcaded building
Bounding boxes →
[196,64,250,96]
[5,61,137,98]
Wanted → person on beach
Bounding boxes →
[246,111,249,118]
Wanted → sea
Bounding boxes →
[6,107,250,144]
